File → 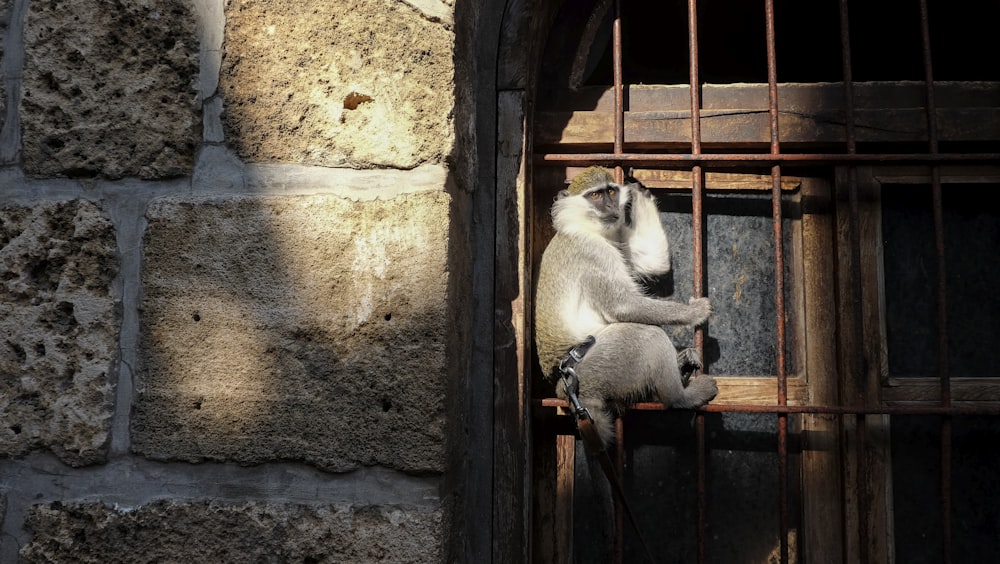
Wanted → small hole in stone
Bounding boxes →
[192,312,201,322]
[343,92,373,110]
[10,424,22,434]
[384,312,392,321]
[380,398,392,412]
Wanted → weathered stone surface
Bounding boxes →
[0,201,119,466]
[22,500,442,563]
[220,0,455,169]
[134,191,450,473]
[21,0,199,179]
[401,0,454,25]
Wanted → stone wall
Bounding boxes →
[0,0,467,561]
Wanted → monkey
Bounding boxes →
[534,166,718,445]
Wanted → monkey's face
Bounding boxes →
[581,183,627,226]
[551,178,633,238]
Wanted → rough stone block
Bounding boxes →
[0,201,119,466]
[21,0,200,179]
[134,191,450,473]
[22,501,442,562]
[220,0,454,168]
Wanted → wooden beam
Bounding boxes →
[495,89,530,564]
[536,82,1000,147]
[536,107,1000,147]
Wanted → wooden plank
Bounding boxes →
[858,166,894,564]
[711,377,809,406]
[545,82,1000,112]
[536,107,1000,147]
[563,167,802,191]
[882,378,1000,404]
[534,378,811,409]
[496,0,530,90]
[495,89,529,564]
[532,425,575,564]
[797,178,846,563]
[834,166,894,564]
[833,166,865,564]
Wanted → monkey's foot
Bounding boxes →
[677,347,702,386]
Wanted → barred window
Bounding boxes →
[517,1,1000,562]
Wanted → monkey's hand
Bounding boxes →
[626,184,672,277]
[685,296,712,326]
[629,184,661,229]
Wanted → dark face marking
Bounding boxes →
[584,184,622,224]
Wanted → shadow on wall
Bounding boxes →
[133,191,451,475]
[130,1,460,476]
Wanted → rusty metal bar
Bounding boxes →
[835,2,868,562]
[695,409,707,564]
[918,1,953,561]
[687,0,702,159]
[536,152,1000,166]
[856,414,870,564]
[687,0,707,561]
[763,1,790,562]
[765,0,780,159]
[838,0,858,156]
[615,417,625,564]
[612,2,625,562]
[612,0,625,187]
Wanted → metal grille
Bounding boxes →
[532,1,1000,562]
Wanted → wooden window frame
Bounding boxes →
[856,166,1000,405]
[491,0,1000,562]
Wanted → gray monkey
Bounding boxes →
[534,166,718,445]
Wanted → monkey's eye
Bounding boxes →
[607,187,617,197]
[588,191,602,200]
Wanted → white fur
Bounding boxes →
[624,185,671,277]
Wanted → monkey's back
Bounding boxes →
[534,231,627,375]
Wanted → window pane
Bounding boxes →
[881,183,1000,377]
[660,191,800,376]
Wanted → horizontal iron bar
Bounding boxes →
[537,398,1000,416]
[536,152,1000,167]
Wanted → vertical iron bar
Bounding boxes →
[687,0,706,561]
[856,414,870,564]
[848,144,871,563]
[613,0,625,185]
[688,0,702,159]
[838,0,857,156]
[615,417,625,564]
[764,1,789,562]
[696,411,707,564]
[836,0,870,560]
[917,2,952,562]
[612,2,625,561]
[837,2,858,561]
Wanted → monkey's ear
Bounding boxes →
[556,189,570,200]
